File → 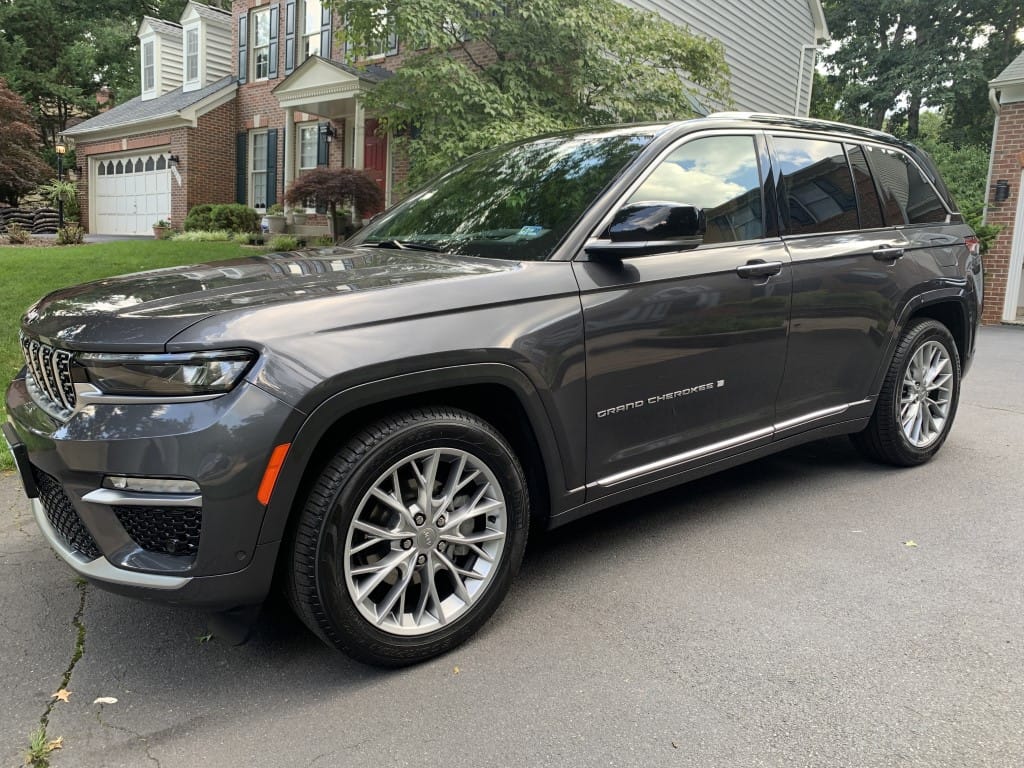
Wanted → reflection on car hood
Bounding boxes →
[22,247,515,350]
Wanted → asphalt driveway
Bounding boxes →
[2,326,1023,767]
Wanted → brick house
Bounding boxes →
[64,0,828,237]
[984,52,1024,324]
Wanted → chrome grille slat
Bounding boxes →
[20,333,76,419]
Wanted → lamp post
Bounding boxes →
[55,138,67,230]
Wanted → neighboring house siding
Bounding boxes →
[621,0,817,115]
[159,35,184,93]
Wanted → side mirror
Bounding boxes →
[608,202,705,242]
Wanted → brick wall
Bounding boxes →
[186,99,238,214]
[983,100,1024,324]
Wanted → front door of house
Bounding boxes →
[363,118,387,214]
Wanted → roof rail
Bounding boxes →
[706,112,897,141]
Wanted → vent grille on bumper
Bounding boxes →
[114,506,202,557]
[34,469,101,560]
[20,334,76,419]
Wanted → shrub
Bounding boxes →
[315,234,335,246]
[36,179,79,221]
[171,229,233,242]
[234,232,265,245]
[183,204,215,231]
[56,223,85,245]
[267,202,284,215]
[210,203,259,233]
[284,168,383,239]
[6,222,31,244]
[267,234,299,251]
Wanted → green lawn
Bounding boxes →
[1,240,253,470]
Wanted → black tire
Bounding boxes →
[286,407,529,667]
[851,319,961,467]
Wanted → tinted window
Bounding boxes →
[845,144,885,230]
[627,135,763,243]
[864,146,948,225]
[774,137,858,235]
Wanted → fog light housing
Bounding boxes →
[102,476,200,494]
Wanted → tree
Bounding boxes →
[331,0,731,186]
[0,78,52,205]
[284,168,385,239]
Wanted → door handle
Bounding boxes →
[736,260,783,278]
[872,246,905,261]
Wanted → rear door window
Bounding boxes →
[773,136,858,235]
[863,145,948,225]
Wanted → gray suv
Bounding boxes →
[3,114,982,666]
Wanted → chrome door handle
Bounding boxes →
[872,246,905,261]
[736,260,783,278]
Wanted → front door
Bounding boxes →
[577,133,791,495]
[363,118,388,214]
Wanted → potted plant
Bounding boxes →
[153,219,172,239]
[264,203,286,234]
[284,168,384,241]
[289,208,308,226]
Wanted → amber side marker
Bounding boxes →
[257,443,291,505]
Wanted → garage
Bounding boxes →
[91,152,172,235]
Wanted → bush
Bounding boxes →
[234,232,265,245]
[171,229,234,242]
[56,223,85,245]
[6,222,30,244]
[315,234,335,246]
[267,234,299,251]
[183,203,259,234]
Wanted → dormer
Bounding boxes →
[179,2,233,93]
[138,17,183,101]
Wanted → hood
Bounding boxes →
[22,246,515,351]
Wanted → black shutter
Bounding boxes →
[266,128,278,207]
[237,13,248,83]
[268,4,280,78]
[284,1,296,73]
[317,122,329,166]
[236,132,248,204]
[320,5,332,58]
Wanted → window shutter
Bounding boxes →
[266,128,279,207]
[284,1,296,73]
[237,13,248,83]
[317,122,329,166]
[268,4,280,79]
[236,133,248,204]
[320,5,332,58]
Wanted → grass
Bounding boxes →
[1,240,252,470]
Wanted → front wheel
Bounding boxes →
[852,319,961,466]
[286,408,529,666]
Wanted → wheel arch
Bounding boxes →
[257,363,567,547]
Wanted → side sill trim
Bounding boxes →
[32,498,191,590]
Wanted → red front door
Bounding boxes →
[363,118,387,215]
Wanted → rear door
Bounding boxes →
[575,131,792,494]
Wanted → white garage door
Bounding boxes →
[92,153,172,235]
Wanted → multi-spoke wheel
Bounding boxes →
[287,408,528,666]
[852,319,961,466]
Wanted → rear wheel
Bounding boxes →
[852,319,961,466]
[287,407,529,666]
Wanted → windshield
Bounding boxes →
[350,128,655,261]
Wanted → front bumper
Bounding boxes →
[5,373,300,609]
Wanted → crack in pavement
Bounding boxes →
[94,710,161,768]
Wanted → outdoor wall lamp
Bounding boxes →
[323,123,337,143]
[168,155,180,166]
[994,179,1010,203]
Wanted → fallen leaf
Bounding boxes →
[93,697,118,705]
[196,633,213,644]
[452,666,460,675]
[903,540,918,547]
[672,741,678,749]
[51,689,71,703]
[45,737,63,752]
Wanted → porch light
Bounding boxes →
[55,139,67,156]
[324,123,337,143]
[994,179,1010,203]
[168,155,180,166]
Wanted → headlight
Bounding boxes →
[77,350,255,396]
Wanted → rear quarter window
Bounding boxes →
[863,145,948,225]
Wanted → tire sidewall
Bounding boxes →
[312,415,528,663]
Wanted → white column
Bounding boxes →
[352,100,365,170]
[283,106,296,212]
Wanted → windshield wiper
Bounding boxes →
[369,239,448,253]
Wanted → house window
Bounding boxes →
[253,8,271,80]
[301,0,322,62]
[186,28,199,82]
[299,124,318,170]
[366,8,396,59]
[251,131,268,209]
[142,41,155,91]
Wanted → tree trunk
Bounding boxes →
[906,92,922,140]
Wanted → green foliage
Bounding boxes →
[56,223,85,245]
[170,229,234,242]
[267,234,300,251]
[315,234,336,246]
[234,231,265,245]
[331,0,732,187]
[5,222,31,244]
[183,204,259,233]
[36,179,79,221]
[267,203,285,215]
